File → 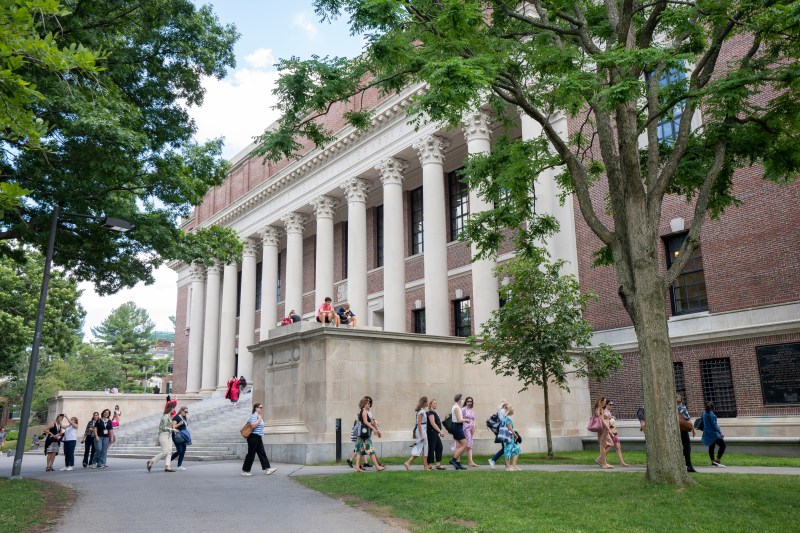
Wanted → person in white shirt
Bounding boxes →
[404,396,429,470]
[449,394,468,470]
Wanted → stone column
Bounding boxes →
[185,262,206,393]
[376,157,408,332]
[259,226,281,338]
[311,195,337,305]
[464,110,499,332]
[520,112,579,277]
[282,212,307,317]
[217,262,239,390]
[413,135,451,336]
[200,262,221,393]
[343,177,370,321]
[237,239,257,382]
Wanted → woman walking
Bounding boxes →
[502,405,521,471]
[701,401,727,467]
[354,397,385,472]
[449,394,468,470]
[92,409,115,469]
[453,396,479,467]
[603,400,629,467]
[404,396,429,470]
[170,406,190,470]
[81,412,99,467]
[426,399,447,470]
[677,395,696,472]
[112,405,122,429]
[60,416,79,471]
[241,403,277,476]
[147,402,177,473]
[488,400,509,469]
[44,414,65,472]
[593,396,613,469]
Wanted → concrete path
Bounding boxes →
[0,455,406,533]
[3,455,798,533]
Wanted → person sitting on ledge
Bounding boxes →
[316,297,340,326]
[337,303,358,328]
[289,309,302,323]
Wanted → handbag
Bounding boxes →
[172,431,186,444]
[497,424,513,444]
[678,413,694,432]
[442,413,453,434]
[587,415,603,433]
[514,431,522,444]
[240,420,253,439]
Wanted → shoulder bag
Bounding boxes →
[240,420,253,439]
[497,424,513,444]
[678,412,694,432]
[587,414,603,433]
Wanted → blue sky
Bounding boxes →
[80,1,364,338]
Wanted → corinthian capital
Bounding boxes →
[259,225,281,247]
[413,135,450,165]
[376,157,408,187]
[311,195,338,219]
[281,212,307,234]
[342,177,371,204]
[242,238,257,258]
[189,261,206,283]
[462,110,493,144]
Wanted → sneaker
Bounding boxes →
[712,461,726,468]
[687,467,697,473]
[65,467,73,471]
[88,464,97,469]
[346,459,353,468]
[60,467,68,471]
[363,462,372,468]
[178,466,186,471]
[456,462,466,470]
[488,459,496,469]
[265,468,277,475]
[241,471,253,477]
[449,458,458,468]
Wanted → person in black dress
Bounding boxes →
[426,399,447,470]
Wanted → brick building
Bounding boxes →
[171,68,799,437]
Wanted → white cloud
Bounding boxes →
[80,265,177,340]
[292,12,319,39]
[189,47,282,158]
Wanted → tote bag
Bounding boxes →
[587,415,603,433]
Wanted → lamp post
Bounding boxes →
[11,205,130,479]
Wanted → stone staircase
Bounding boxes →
[107,393,253,461]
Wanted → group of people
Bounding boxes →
[39,405,121,472]
[315,297,358,327]
[146,399,192,473]
[224,375,248,406]
[595,395,728,472]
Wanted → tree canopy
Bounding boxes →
[254,0,800,485]
[467,250,620,457]
[92,301,155,389]
[0,0,241,293]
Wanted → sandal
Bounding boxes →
[146,461,153,472]
[403,463,410,470]
[601,464,614,469]
[353,468,365,473]
[435,465,447,470]
[376,466,386,472]
[164,468,176,472]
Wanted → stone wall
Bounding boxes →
[47,392,203,428]
[250,323,592,464]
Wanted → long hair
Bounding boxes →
[252,403,262,413]
[415,396,428,412]
[163,402,176,415]
[593,396,607,412]
[358,397,370,410]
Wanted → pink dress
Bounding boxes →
[451,406,476,450]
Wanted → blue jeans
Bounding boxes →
[171,441,187,467]
[63,440,77,467]
[94,437,110,466]
[491,445,504,463]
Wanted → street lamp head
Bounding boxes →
[101,217,131,233]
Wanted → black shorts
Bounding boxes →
[316,315,333,323]
[452,422,466,441]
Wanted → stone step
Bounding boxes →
[107,453,238,462]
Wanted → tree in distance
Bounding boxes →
[92,302,156,391]
[254,1,800,484]
[467,250,620,458]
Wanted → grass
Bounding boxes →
[296,470,800,532]
[0,478,75,533]
[329,450,800,468]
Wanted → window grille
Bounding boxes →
[453,299,471,337]
[665,233,708,315]
[413,309,426,334]
[673,362,686,401]
[448,169,469,241]
[409,187,424,254]
[700,358,737,418]
[375,205,384,268]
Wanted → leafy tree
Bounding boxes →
[467,250,620,458]
[254,1,800,484]
[0,250,84,375]
[92,301,155,390]
[0,0,239,293]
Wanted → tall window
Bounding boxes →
[665,233,708,315]
[413,309,426,334]
[342,221,349,277]
[673,362,686,401]
[453,298,471,337]
[409,187,424,255]
[255,261,262,311]
[700,358,737,418]
[374,205,384,268]
[657,67,687,143]
[276,252,282,302]
[448,169,469,241]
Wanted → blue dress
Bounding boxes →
[503,416,520,459]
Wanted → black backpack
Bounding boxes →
[694,414,704,431]
[486,413,502,435]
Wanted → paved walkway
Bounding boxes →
[3,455,798,533]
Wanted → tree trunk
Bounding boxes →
[542,372,553,458]
[630,271,692,485]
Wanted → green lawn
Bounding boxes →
[343,450,800,468]
[296,471,800,532]
[0,478,74,532]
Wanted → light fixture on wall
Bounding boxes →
[670,217,685,233]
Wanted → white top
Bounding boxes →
[451,403,462,422]
[498,407,507,418]
[63,425,78,442]
[415,408,427,438]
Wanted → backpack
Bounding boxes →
[636,407,645,422]
[694,414,704,431]
[441,413,453,434]
[351,419,361,441]
[281,317,292,326]
[486,413,502,435]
